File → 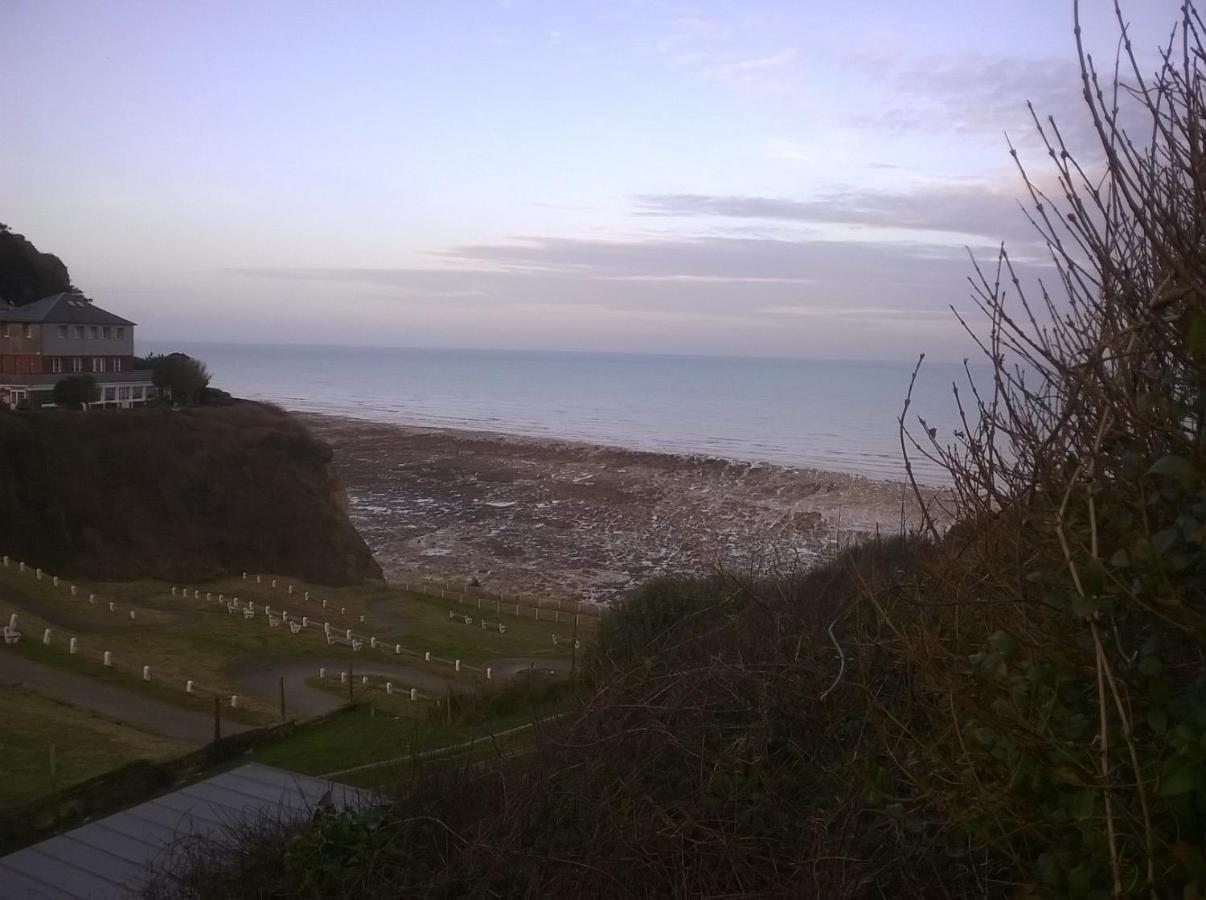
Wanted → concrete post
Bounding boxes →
[108,601,115,612]
[186,680,194,693]
[486,667,492,680]
[455,659,461,672]
[206,592,211,602]
[230,695,239,708]
[304,591,309,601]
[370,637,376,649]
[129,610,136,620]
[88,593,95,604]
[103,651,112,666]
[359,615,365,624]
[218,594,224,602]
[340,607,345,615]
[340,671,348,684]
[424,651,431,662]
[322,598,327,608]
[302,616,308,628]
[70,585,77,597]
[287,585,293,595]
[18,561,25,572]
[410,688,417,701]
[69,638,78,654]
[385,682,392,695]
[395,643,401,654]
[42,628,51,645]
[171,586,178,596]
[242,572,247,579]
[271,579,276,589]
[361,676,368,686]
[36,568,42,580]
[256,575,261,583]
[345,628,352,640]
[7,614,15,630]
[2,555,7,567]
[319,667,326,678]
[142,665,151,681]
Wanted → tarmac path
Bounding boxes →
[0,653,250,743]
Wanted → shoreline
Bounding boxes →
[296,411,939,604]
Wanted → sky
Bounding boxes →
[0,0,1185,361]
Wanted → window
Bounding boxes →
[118,387,131,401]
[90,326,99,339]
[23,325,32,339]
[58,325,68,339]
[50,358,63,374]
[117,327,125,339]
[0,323,7,338]
[71,357,83,373]
[104,387,116,402]
[112,357,124,372]
[92,357,103,373]
[75,326,84,339]
[102,327,111,339]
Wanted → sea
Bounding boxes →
[146,342,977,484]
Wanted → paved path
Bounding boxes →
[0,654,250,744]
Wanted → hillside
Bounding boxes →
[0,402,382,585]
[0,224,72,306]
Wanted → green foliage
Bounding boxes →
[145,353,211,405]
[0,224,73,306]
[51,375,99,410]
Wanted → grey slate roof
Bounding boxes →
[0,763,377,899]
[0,294,136,327]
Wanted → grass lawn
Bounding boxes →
[0,565,586,806]
[0,686,190,808]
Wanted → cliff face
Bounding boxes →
[0,403,382,585]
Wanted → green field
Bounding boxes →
[0,564,588,808]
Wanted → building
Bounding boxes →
[0,292,156,409]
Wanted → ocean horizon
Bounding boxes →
[147,341,976,484]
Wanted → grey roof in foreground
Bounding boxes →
[0,763,377,899]
[0,294,136,327]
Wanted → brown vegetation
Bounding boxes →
[0,402,382,585]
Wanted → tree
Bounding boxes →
[150,353,210,405]
[52,375,99,410]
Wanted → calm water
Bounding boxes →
[149,342,973,483]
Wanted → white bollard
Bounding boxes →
[340,671,348,684]
[7,614,15,630]
[319,667,326,678]
[88,593,95,604]
[455,659,461,672]
[42,628,51,645]
[370,637,377,649]
[142,665,151,681]
[302,616,308,628]
[346,628,352,640]
[103,650,112,667]
[305,591,310,601]
[322,598,327,608]
[271,579,276,589]
[129,610,136,620]
[70,585,77,597]
[486,667,492,680]
[186,680,194,693]
[206,592,211,601]
[340,607,345,615]
[256,575,261,583]
[395,644,401,654]
[18,561,25,572]
[361,675,368,686]
[424,651,431,662]
[171,586,178,596]
[36,568,42,580]
[242,572,247,580]
[410,688,417,701]
[324,622,331,635]
[108,601,115,612]
[69,637,78,654]
[218,594,224,602]
[359,615,365,624]
[230,695,239,708]
[1,555,6,567]
[385,682,393,694]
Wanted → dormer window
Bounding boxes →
[58,325,68,339]
[23,325,32,339]
[75,326,84,339]
[102,326,111,339]
[117,327,125,339]
[90,326,99,339]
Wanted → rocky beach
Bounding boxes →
[301,413,934,604]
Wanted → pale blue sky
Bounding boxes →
[0,0,1182,360]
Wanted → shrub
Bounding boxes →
[51,374,99,410]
